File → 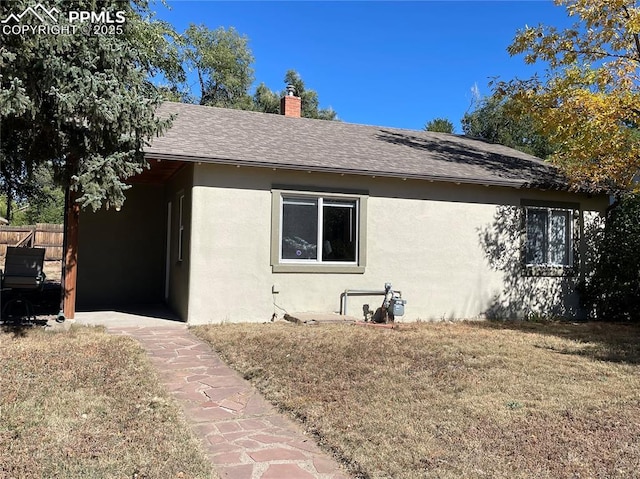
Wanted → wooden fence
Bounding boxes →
[0,224,64,260]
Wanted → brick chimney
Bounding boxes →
[280,84,301,118]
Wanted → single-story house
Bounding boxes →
[75,94,608,323]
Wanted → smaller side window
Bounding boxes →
[178,194,185,262]
[524,205,575,272]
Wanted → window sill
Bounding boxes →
[523,265,576,277]
[272,264,365,274]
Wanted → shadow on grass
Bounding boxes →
[469,319,640,364]
[1,319,50,337]
[1,283,62,337]
[1,282,62,316]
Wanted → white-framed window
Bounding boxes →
[280,196,358,263]
[271,188,367,273]
[524,206,574,267]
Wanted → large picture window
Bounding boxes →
[271,189,367,273]
[524,206,574,267]
[281,196,358,263]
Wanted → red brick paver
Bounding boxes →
[108,324,348,479]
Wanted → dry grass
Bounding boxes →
[0,325,215,479]
[43,260,62,282]
[192,320,640,479]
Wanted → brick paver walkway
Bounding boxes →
[108,324,349,479]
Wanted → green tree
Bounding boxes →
[0,0,182,211]
[424,118,455,133]
[501,0,640,192]
[0,197,27,225]
[252,83,280,114]
[462,95,554,159]
[183,24,254,108]
[0,152,27,222]
[284,70,337,120]
[584,194,640,322]
[0,130,64,223]
[23,165,65,225]
[253,70,337,120]
[0,163,63,225]
[175,29,336,120]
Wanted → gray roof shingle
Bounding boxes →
[145,102,567,189]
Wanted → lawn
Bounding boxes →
[0,325,215,479]
[192,320,640,479]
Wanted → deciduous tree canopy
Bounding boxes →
[501,0,640,193]
[462,95,554,159]
[184,24,254,108]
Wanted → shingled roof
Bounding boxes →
[145,102,568,190]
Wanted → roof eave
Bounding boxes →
[144,151,566,190]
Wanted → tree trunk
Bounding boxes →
[1,160,12,222]
[6,187,13,223]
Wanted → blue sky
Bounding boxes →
[154,1,571,132]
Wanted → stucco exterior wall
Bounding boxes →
[76,184,166,309]
[185,164,608,324]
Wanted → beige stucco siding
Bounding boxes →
[187,179,273,322]
[185,163,608,324]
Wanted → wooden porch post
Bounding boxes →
[62,189,80,319]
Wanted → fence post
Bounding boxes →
[62,190,80,319]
